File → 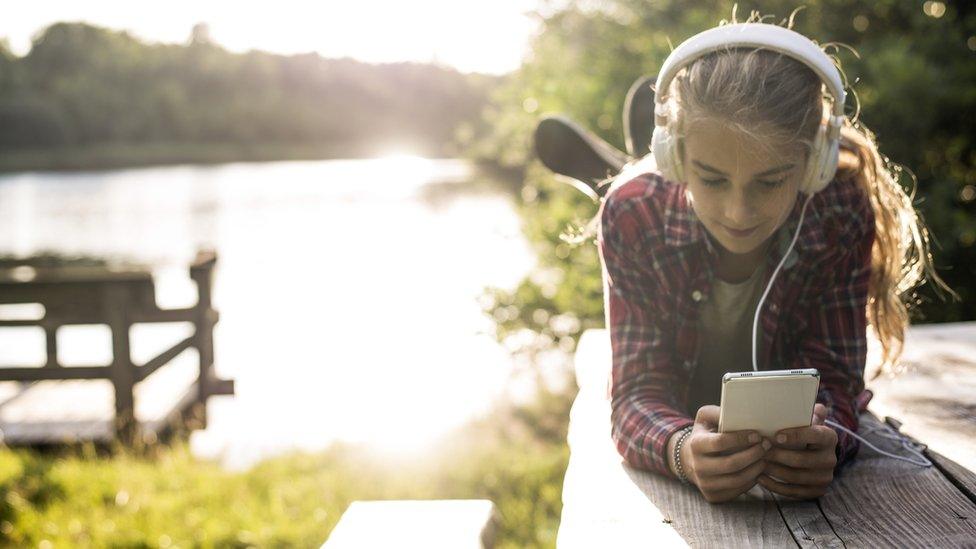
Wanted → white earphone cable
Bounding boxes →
[749,192,931,467]
[751,193,813,374]
[824,419,932,467]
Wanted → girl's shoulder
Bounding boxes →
[810,176,876,245]
[599,170,678,252]
[604,169,674,203]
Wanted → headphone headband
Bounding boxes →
[651,22,847,194]
[654,23,846,123]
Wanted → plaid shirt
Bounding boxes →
[597,171,876,478]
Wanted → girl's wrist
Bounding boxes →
[668,425,694,481]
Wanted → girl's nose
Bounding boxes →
[724,191,757,227]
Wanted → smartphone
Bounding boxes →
[718,369,820,438]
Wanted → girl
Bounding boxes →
[597,15,954,503]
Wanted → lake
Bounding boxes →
[0,156,537,469]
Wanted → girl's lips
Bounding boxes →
[722,223,759,237]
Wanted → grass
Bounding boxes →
[0,370,577,548]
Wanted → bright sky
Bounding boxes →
[1,0,541,74]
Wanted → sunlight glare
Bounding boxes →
[373,153,438,189]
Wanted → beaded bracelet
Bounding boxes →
[673,426,694,485]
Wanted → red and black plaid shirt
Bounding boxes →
[597,171,875,478]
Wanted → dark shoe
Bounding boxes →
[534,115,629,200]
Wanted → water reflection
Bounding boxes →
[0,158,534,469]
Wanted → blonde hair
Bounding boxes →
[598,8,958,378]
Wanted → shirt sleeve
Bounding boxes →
[790,205,876,471]
[597,189,694,477]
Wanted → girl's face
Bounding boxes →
[680,119,804,260]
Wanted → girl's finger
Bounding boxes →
[703,458,766,492]
[812,403,828,425]
[695,441,766,475]
[691,430,760,455]
[695,405,721,426]
[774,425,837,449]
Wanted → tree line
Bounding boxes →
[0,22,500,156]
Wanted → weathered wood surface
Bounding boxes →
[323,499,499,549]
[865,322,976,473]
[558,327,976,548]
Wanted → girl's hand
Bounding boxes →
[681,405,771,503]
[759,403,838,499]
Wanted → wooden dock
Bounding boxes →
[0,351,200,445]
[0,250,234,446]
[558,324,976,547]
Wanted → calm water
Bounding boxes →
[0,156,536,469]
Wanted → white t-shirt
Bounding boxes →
[686,262,769,416]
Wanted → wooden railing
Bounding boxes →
[0,249,234,444]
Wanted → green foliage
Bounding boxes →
[0,22,499,159]
[482,163,605,363]
[472,0,976,352]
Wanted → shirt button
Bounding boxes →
[691,290,703,302]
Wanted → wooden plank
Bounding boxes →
[619,455,797,547]
[865,321,976,474]
[137,335,195,381]
[107,286,136,443]
[0,366,111,381]
[0,305,200,326]
[323,499,498,548]
[814,412,976,547]
[557,392,695,547]
[926,450,976,506]
[880,416,976,506]
[0,265,152,284]
[771,496,844,548]
[770,409,976,548]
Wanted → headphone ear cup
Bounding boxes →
[669,134,685,183]
[817,132,840,192]
[801,124,830,194]
[652,125,678,183]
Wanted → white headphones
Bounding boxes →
[651,22,847,195]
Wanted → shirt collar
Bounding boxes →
[663,184,829,257]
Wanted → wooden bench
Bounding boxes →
[0,250,235,445]
[323,499,499,548]
[557,326,976,547]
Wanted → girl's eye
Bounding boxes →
[699,177,788,188]
[760,178,788,189]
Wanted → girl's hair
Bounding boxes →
[593,9,958,378]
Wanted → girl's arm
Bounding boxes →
[789,201,876,469]
[598,185,694,477]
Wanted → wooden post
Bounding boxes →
[190,250,218,429]
[105,285,137,444]
[43,323,58,368]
